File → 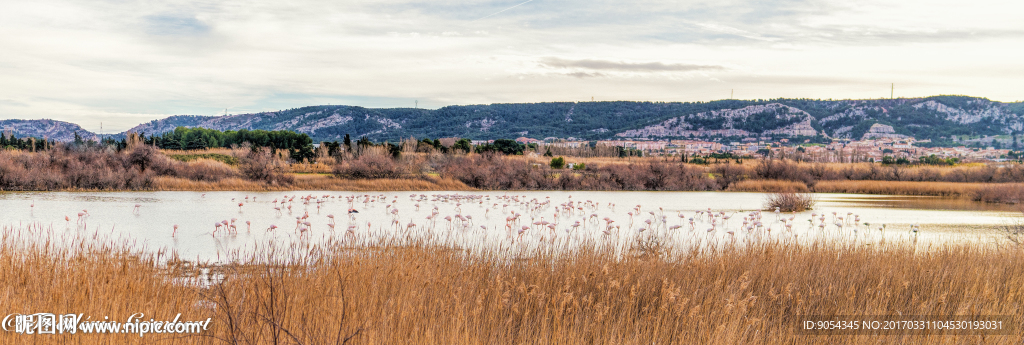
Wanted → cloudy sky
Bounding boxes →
[1,0,1022,132]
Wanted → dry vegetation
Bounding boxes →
[812,180,985,197]
[2,227,1022,344]
[8,142,1024,199]
[764,192,816,212]
[727,179,810,193]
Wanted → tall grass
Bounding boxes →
[168,153,239,166]
[973,184,1024,204]
[3,227,1022,344]
[813,180,990,197]
[727,179,809,193]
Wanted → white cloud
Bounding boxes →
[0,0,1022,132]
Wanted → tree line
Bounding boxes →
[0,133,53,151]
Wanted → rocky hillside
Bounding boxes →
[3,95,1022,145]
[0,119,98,142]
[122,96,1023,146]
[616,103,818,138]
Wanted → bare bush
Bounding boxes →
[238,147,294,185]
[972,184,1024,204]
[754,159,815,186]
[333,151,402,179]
[0,145,153,190]
[763,192,816,212]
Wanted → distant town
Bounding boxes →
[472,123,1021,163]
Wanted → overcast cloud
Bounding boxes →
[1,0,1022,132]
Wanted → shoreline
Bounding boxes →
[0,176,1018,202]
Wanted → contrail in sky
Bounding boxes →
[470,0,536,23]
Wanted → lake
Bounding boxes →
[0,191,1016,261]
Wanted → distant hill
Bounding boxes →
[0,119,98,142]
[123,96,1024,146]
[4,96,1024,146]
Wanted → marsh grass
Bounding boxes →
[168,153,240,166]
[973,184,1024,204]
[727,179,809,192]
[812,180,990,197]
[2,226,1022,344]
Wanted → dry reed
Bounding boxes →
[727,179,809,193]
[2,226,1022,344]
[973,184,1024,204]
[811,180,992,197]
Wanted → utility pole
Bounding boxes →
[415,100,418,108]
[731,89,734,99]
[891,83,894,99]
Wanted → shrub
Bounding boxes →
[550,157,565,169]
[763,192,815,212]
[333,152,402,179]
[972,184,1024,204]
[238,147,293,185]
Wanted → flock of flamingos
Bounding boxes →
[44,192,921,247]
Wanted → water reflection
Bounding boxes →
[824,195,1023,212]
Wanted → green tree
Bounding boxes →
[491,139,525,155]
[185,137,208,150]
[453,138,472,152]
[550,156,565,169]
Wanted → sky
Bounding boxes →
[1,0,1022,133]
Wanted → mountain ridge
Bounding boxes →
[3,96,1023,147]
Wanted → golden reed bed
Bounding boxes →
[1,229,1022,344]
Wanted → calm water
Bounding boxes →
[0,191,1015,261]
